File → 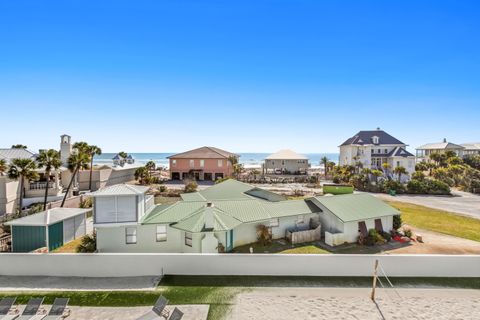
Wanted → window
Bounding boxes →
[156,225,167,242]
[372,136,379,144]
[185,232,193,247]
[200,160,205,167]
[172,159,177,167]
[189,160,194,168]
[377,149,381,154]
[218,160,223,167]
[281,160,285,166]
[385,149,388,154]
[269,218,279,227]
[371,149,374,154]
[397,161,400,167]
[126,227,137,244]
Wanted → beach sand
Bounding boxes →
[229,287,480,320]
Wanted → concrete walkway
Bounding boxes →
[0,276,160,291]
[68,305,209,320]
[374,190,480,219]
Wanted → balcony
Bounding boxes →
[29,182,55,190]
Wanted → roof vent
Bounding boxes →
[376,127,381,130]
[206,202,213,208]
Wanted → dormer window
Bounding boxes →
[372,136,379,144]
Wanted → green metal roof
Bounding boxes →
[141,201,205,224]
[180,192,206,201]
[198,179,254,200]
[171,207,242,233]
[309,193,399,223]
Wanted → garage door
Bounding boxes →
[63,217,75,243]
[74,214,86,239]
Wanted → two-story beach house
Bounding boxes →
[168,146,239,181]
[91,180,398,252]
[264,149,310,175]
[339,128,415,175]
[415,139,466,162]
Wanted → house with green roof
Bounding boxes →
[90,180,399,253]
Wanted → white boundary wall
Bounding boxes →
[0,253,479,278]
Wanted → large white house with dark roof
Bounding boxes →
[339,128,415,175]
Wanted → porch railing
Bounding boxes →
[29,182,55,190]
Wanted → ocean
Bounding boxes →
[93,152,340,168]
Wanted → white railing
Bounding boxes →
[145,195,155,213]
[29,182,54,190]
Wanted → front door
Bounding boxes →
[226,230,234,252]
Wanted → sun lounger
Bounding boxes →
[1,298,45,320]
[0,297,18,319]
[168,308,183,320]
[42,299,70,320]
[136,296,170,320]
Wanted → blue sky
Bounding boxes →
[0,0,479,153]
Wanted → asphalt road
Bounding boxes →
[375,190,480,220]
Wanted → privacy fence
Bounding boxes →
[0,253,479,278]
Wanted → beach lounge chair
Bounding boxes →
[0,297,18,319]
[168,308,183,320]
[2,298,45,320]
[43,299,70,320]
[136,296,170,320]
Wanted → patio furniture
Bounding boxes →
[168,308,183,320]
[43,298,70,320]
[136,296,170,320]
[12,298,45,320]
[0,297,18,319]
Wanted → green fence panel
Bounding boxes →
[11,226,46,252]
[48,222,64,251]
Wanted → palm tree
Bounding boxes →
[0,159,7,176]
[86,145,102,191]
[371,169,383,184]
[228,156,243,179]
[118,151,128,159]
[382,163,391,178]
[37,149,62,210]
[135,166,149,185]
[145,161,156,178]
[7,158,39,215]
[394,166,407,182]
[61,151,89,207]
[320,156,329,178]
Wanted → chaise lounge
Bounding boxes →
[136,296,170,320]
[0,298,18,320]
[43,299,70,320]
[3,298,45,320]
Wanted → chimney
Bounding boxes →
[443,138,447,143]
[376,127,381,130]
[204,202,214,230]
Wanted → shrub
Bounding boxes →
[382,231,392,242]
[407,179,450,195]
[76,233,96,253]
[382,180,405,194]
[393,215,402,230]
[79,197,93,208]
[256,224,272,246]
[184,181,198,193]
[159,185,168,192]
[215,177,231,184]
[365,229,385,246]
[403,228,413,238]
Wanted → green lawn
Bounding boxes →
[387,201,480,242]
[233,240,331,254]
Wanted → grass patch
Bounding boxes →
[387,201,480,242]
[154,196,181,205]
[233,240,331,254]
[280,245,330,254]
[52,238,83,253]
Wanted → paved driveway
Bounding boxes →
[375,190,480,219]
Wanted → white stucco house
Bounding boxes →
[339,128,415,176]
[264,149,310,175]
[91,180,399,252]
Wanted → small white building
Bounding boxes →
[308,193,398,246]
[264,149,309,175]
[462,143,480,156]
[339,128,415,176]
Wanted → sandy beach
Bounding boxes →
[229,287,480,320]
